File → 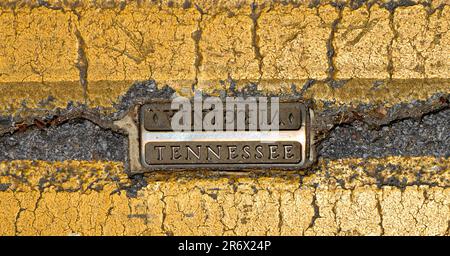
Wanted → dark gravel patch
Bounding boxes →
[319,108,450,159]
[0,107,448,163]
[0,119,127,162]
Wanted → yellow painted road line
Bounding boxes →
[0,157,448,235]
[0,2,449,114]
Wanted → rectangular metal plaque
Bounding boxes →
[139,101,314,171]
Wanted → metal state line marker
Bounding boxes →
[116,101,315,173]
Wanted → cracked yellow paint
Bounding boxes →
[259,5,337,82]
[335,5,393,79]
[0,82,84,116]
[0,160,129,192]
[0,7,84,113]
[79,3,199,102]
[393,5,450,79]
[196,6,260,91]
[0,8,79,83]
[301,78,450,108]
[0,1,449,115]
[0,157,448,235]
